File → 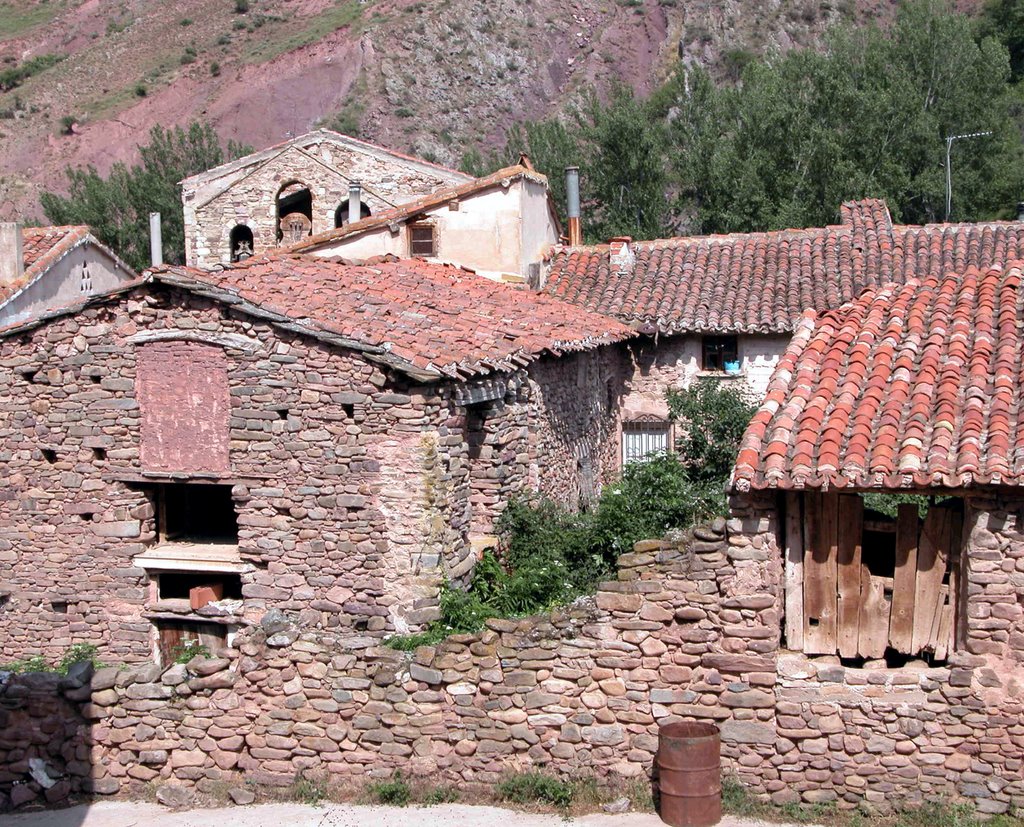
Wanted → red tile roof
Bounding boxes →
[732,263,1024,491]
[4,226,92,302]
[152,254,633,380]
[288,165,552,254]
[543,201,1024,334]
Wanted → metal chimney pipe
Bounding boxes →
[149,212,163,267]
[565,166,582,246]
[0,223,23,285]
[348,180,362,225]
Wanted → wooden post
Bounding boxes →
[784,492,805,652]
[837,495,864,659]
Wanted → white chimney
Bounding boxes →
[348,181,362,225]
[609,236,635,274]
[0,223,24,285]
[149,212,163,267]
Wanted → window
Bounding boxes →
[701,335,739,372]
[156,483,238,545]
[276,181,313,242]
[79,263,93,294]
[622,417,670,464]
[334,201,371,228]
[157,572,242,604]
[229,224,254,262]
[156,619,228,665]
[409,222,437,257]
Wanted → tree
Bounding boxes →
[41,123,250,270]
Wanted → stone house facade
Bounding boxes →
[291,164,561,284]
[0,224,135,327]
[0,254,633,666]
[181,130,472,269]
[541,201,1024,462]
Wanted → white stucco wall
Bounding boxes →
[0,244,134,326]
[623,333,791,419]
[309,178,559,279]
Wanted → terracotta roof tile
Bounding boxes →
[153,253,633,380]
[543,200,1024,334]
[732,263,1024,491]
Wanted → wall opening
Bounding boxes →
[155,619,229,665]
[622,416,671,464]
[157,571,242,603]
[334,200,372,228]
[701,335,739,372]
[409,221,437,257]
[276,182,313,243]
[155,483,238,545]
[229,224,254,262]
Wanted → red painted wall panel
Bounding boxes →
[135,341,231,474]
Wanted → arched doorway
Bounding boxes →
[229,224,254,262]
[334,200,372,228]
[276,182,313,243]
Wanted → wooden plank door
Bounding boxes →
[837,495,864,659]
[912,506,951,654]
[804,492,839,654]
[889,503,919,652]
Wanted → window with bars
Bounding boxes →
[622,418,671,464]
[409,222,437,257]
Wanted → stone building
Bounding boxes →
[291,163,560,284]
[0,224,135,326]
[0,253,633,666]
[541,200,1024,462]
[725,262,1024,810]
[180,130,472,269]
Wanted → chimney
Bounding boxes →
[609,236,635,275]
[149,212,163,267]
[0,223,23,285]
[565,166,582,246]
[348,180,362,225]
[1017,201,1024,222]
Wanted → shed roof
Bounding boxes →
[731,263,1024,492]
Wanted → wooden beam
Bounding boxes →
[804,491,839,654]
[889,503,919,653]
[784,492,805,652]
[837,495,864,659]
[912,506,951,654]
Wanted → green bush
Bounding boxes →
[423,785,459,805]
[0,53,64,92]
[496,771,572,809]
[171,640,209,664]
[291,774,326,805]
[57,643,103,675]
[234,0,249,13]
[367,771,410,806]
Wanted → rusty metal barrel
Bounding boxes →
[656,721,721,827]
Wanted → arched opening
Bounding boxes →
[229,224,254,262]
[276,181,313,244]
[334,200,372,228]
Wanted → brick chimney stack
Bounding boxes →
[0,223,23,286]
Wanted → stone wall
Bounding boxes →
[184,138,466,268]
[3,509,1024,814]
[0,284,626,662]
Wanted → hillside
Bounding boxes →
[0,0,932,220]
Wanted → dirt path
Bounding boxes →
[3,801,804,827]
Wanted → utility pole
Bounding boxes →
[945,130,992,222]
